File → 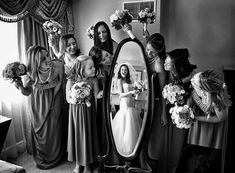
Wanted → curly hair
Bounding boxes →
[199,70,232,110]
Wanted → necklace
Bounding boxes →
[38,67,52,83]
[147,56,160,65]
[65,55,77,68]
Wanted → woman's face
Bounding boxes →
[120,65,128,78]
[100,50,112,65]
[84,59,96,78]
[65,38,77,55]
[98,25,108,43]
[164,56,174,71]
[40,50,51,69]
[145,43,159,59]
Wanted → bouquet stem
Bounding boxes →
[127,30,135,39]
[143,23,148,38]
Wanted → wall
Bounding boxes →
[161,0,235,71]
[72,0,160,55]
[72,0,235,70]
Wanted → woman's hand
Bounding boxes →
[14,78,23,89]
[123,23,132,32]
[48,34,60,47]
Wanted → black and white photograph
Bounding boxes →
[0,0,234,173]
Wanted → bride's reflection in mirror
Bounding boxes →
[109,43,148,157]
[111,63,143,155]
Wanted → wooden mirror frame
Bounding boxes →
[103,37,154,172]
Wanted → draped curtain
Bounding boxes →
[0,0,74,159]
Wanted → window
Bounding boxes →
[0,21,21,105]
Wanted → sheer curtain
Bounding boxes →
[0,17,49,159]
[0,0,74,159]
[0,21,27,159]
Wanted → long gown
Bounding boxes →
[27,68,63,169]
[67,79,99,166]
[111,83,142,156]
[147,60,169,172]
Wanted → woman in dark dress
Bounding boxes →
[14,46,64,169]
[164,48,197,173]
[145,33,168,173]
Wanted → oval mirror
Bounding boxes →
[106,38,151,160]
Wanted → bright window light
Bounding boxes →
[0,21,23,110]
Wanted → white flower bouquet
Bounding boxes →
[68,81,92,107]
[134,80,147,93]
[138,8,156,38]
[162,83,186,106]
[2,62,27,83]
[42,20,62,36]
[138,8,156,24]
[86,25,94,39]
[134,80,147,99]
[170,104,195,129]
[110,9,135,39]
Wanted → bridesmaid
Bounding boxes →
[164,48,197,173]
[145,33,168,173]
[14,46,64,169]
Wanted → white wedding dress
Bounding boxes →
[111,83,142,155]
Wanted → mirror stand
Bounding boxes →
[101,38,156,172]
[104,161,152,173]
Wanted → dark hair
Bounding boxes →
[59,34,81,56]
[146,33,166,60]
[167,48,197,79]
[88,46,103,72]
[93,21,114,55]
[117,64,131,84]
[89,46,102,65]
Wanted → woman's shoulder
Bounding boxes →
[154,59,165,73]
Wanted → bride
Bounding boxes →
[111,63,143,155]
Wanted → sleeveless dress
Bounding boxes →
[67,79,100,166]
[147,59,169,172]
[27,65,63,169]
[111,83,142,155]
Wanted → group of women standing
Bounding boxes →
[144,32,231,173]
[13,19,231,173]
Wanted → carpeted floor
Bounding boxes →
[10,152,76,173]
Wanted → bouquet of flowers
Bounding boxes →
[162,83,186,106]
[86,25,94,39]
[138,8,156,38]
[134,80,147,92]
[170,104,195,129]
[68,81,92,107]
[134,80,147,99]
[110,9,135,39]
[42,20,62,36]
[138,8,156,24]
[2,62,27,83]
